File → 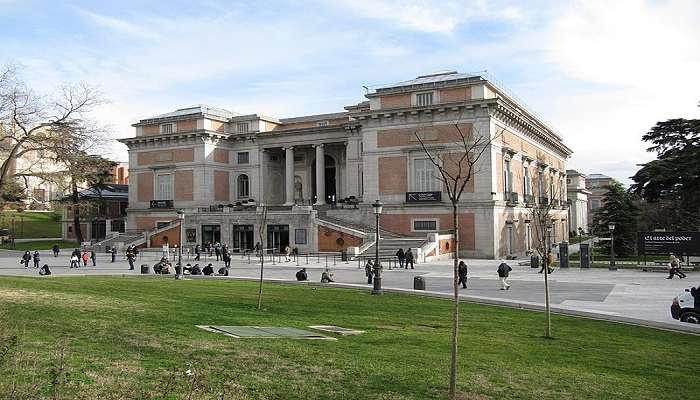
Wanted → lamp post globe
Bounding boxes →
[608,221,616,270]
[371,200,383,295]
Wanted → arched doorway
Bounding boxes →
[311,155,336,204]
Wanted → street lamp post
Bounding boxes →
[372,200,383,295]
[608,221,616,270]
[176,210,185,279]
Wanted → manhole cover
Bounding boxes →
[197,325,335,340]
[308,325,365,336]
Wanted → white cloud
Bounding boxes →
[325,0,526,34]
[74,7,159,40]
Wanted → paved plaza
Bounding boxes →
[1,248,698,333]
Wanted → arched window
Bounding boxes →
[237,174,249,199]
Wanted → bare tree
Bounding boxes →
[414,122,503,399]
[0,64,103,191]
[525,155,564,339]
[256,204,268,309]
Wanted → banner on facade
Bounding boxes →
[186,229,197,243]
[637,231,700,256]
[405,191,442,203]
[150,200,174,209]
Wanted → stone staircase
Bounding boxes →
[316,214,400,238]
[361,237,427,258]
[92,232,145,250]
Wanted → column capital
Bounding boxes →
[283,146,294,151]
[313,143,325,149]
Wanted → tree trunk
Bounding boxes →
[448,200,459,399]
[543,230,552,338]
[71,180,84,244]
[0,140,23,191]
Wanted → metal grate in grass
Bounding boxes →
[197,325,336,340]
[308,325,365,336]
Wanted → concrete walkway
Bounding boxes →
[1,249,698,334]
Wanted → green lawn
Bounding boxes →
[0,240,78,251]
[1,277,698,400]
[0,211,61,238]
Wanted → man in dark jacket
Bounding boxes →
[194,244,201,261]
[396,248,405,269]
[405,248,414,269]
[497,260,512,290]
[458,260,468,289]
[32,251,41,268]
[296,268,308,281]
[202,263,214,276]
[22,251,31,268]
[52,244,60,257]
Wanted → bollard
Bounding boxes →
[333,255,337,266]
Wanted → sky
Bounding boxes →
[1,0,699,184]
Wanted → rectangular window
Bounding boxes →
[161,123,173,134]
[537,170,544,198]
[295,229,307,244]
[237,152,249,164]
[549,176,555,200]
[523,167,531,196]
[155,173,173,200]
[316,121,329,127]
[413,158,440,192]
[416,92,434,106]
[591,199,600,210]
[237,122,249,133]
[156,221,170,229]
[413,220,437,232]
[503,158,512,194]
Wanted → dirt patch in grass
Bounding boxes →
[0,288,142,312]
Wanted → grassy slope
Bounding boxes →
[0,211,61,238]
[0,277,698,400]
[0,240,78,251]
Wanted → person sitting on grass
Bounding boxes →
[202,263,214,276]
[296,268,308,281]
[190,264,202,275]
[320,270,334,283]
[39,264,51,276]
[217,267,229,276]
[153,263,163,274]
[160,263,171,274]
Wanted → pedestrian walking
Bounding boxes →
[223,247,231,268]
[215,242,221,261]
[284,245,292,262]
[254,242,261,257]
[194,244,201,261]
[396,248,405,269]
[21,251,31,268]
[365,259,374,284]
[81,250,89,267]
[110,246,117,263]
[32,251,41,268]
[539,251,554,274]
[405,248,414,269]
[667,254,686,279]
[497,260,512,290]
[90,250,97,267]
[458,260,468,289]
[52,244,60,257]
[126,251,136,270]
[70,254,79,269]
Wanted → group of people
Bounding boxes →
[394,248,415,269]
[68,249,96,268]
[295,267,335,283]
[193,242,232,267]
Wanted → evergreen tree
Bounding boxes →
[630,118,700,229]
[591,182,640,257]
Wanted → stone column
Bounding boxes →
[284,146,294,205]
[258,149,267,203]
[315,144,325,205]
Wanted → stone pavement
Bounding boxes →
[1,248,698,333]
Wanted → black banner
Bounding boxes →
[406,191,442,203]
[637,231,700,256]
[150,200,174,209]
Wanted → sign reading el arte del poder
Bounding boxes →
[637,231,700,255]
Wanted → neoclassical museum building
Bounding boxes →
[118,71,572,259]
